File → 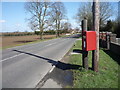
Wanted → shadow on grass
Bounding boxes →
[13,50,82,70]
[56,61,82,70]
[72,49,84,54]
[103,50,120,65]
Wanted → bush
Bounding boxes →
[44,30,56,35]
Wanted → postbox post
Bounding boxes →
[82,18,88,70]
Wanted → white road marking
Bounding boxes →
[0,53,23,63]
[49,66,56,73]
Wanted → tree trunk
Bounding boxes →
[92,0,100,72]
[56,19,58,38]
[58,20,60,37]
[40,28,44,40]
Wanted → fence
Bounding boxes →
[99,32,120,56]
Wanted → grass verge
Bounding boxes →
[69,40,119,88]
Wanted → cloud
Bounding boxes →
[61,19,68,22]
[0,20,6,23]
[15,23,21,27]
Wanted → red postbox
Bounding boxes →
[82,31,96,51]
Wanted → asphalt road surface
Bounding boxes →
[2,34,80,88]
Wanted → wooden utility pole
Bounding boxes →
[92,0,100,72]
[82,18,88,70]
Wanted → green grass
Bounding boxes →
[70,40,119,88]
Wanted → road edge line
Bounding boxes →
[35,39,77,88]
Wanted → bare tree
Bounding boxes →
[99,2,112,26]
[50,2,66,37]
[25,0,52,39]
[61,22,71,33]
[76,2,112,30]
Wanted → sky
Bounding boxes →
[0,1,119,32]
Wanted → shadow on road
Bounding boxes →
[13,50,81,70]
[13,49,82,88]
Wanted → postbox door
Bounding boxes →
[86,31,96,51]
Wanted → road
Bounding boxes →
[2,34,80,88]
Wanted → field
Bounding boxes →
[1,35,56,49]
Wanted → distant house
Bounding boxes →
[70,29,80,34]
